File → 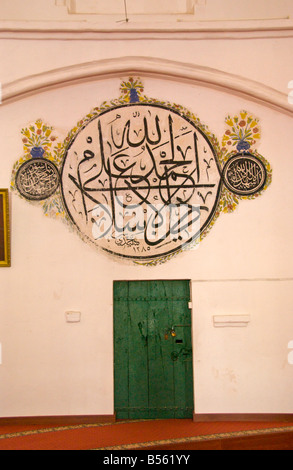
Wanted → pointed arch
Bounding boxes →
[2,56,292,117]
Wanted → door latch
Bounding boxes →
[164,328,176,340]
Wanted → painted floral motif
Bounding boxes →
[21,119,58,158]
[11,120,66,219]
[119,77,145,103]
[218,111,271,214]
[221,111,261,158]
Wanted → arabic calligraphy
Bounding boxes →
[223,154,267,196]
[61,104,221,260]
[10,81,272,265]
[16,158,60,201]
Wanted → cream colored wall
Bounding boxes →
[0,4,293,417]
[0,32,292,97]
[1,0,292,21]
[193,280,293,414]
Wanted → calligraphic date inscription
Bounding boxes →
[223,154,267,196]
[61,104,222,260]
[16,158,60,201]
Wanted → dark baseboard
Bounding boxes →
[142,430,293,451]
[0,414,116,427]
[193,413,293,423]
[1,413,292,427]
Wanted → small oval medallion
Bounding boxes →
[222,153,267,196]
[16,158,60,201]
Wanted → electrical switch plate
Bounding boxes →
[65,311,81,323]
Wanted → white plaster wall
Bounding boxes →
[192,280,293,414]
[0,36,292,95]
[1,0,292,21]
[0,2,293,416]
[0,72,293,417]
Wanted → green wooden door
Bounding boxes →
[114,280,193,420]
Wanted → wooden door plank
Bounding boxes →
[128,301,149,419]
[113,281,130,419]
[171,281,193,419]
[147,295,175,418]
[128,281,149,419]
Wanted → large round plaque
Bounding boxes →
[61,104,222,260]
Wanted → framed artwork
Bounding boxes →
[0,189,10,267]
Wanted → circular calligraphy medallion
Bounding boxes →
[222,153,267,196]
[61,103,222,260]
[15,158,60,201]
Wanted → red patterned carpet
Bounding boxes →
[0,419,293,450]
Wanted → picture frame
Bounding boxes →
[0,189,11,267]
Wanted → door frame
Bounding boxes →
[112,278,195,420]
